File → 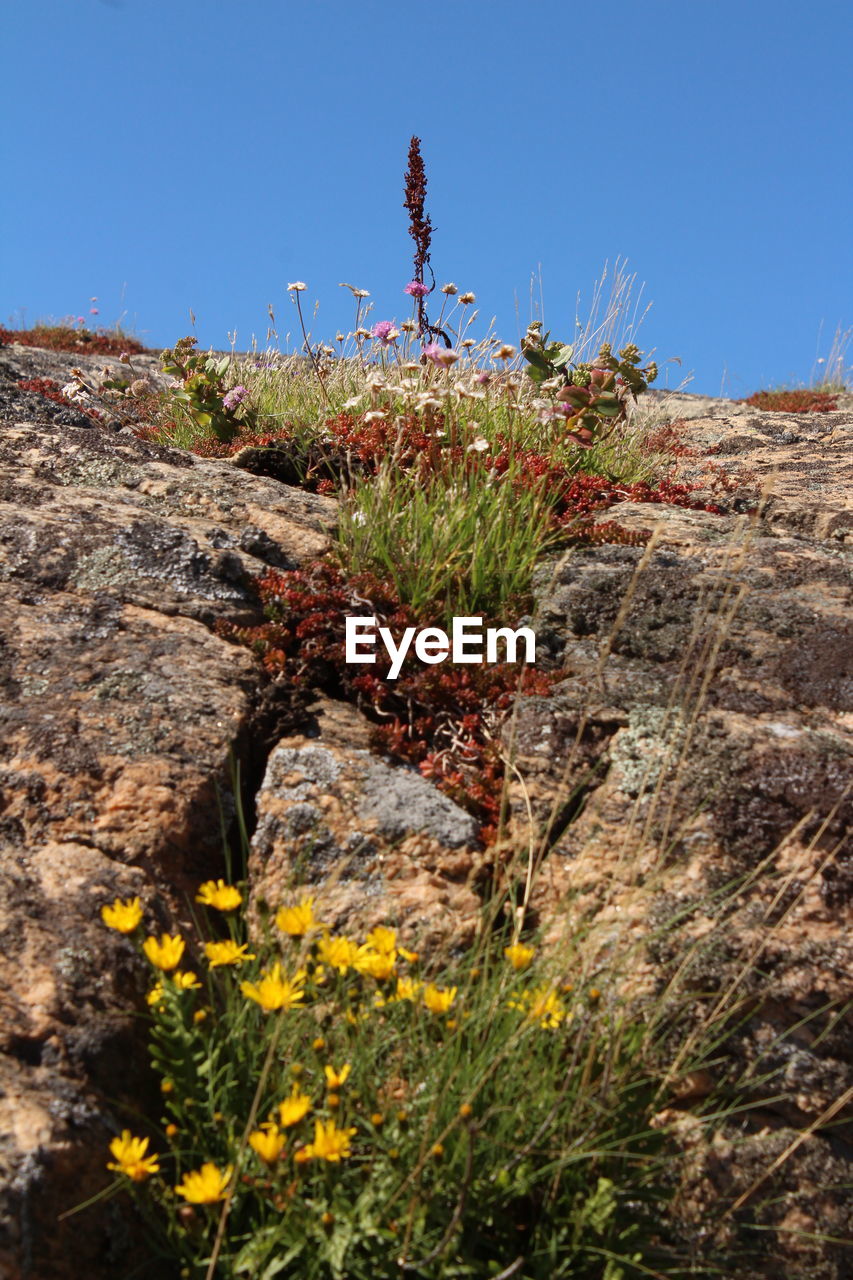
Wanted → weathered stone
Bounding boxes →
[499,400,852,1277]
[250,696,483,954]
[0,347,335,1277]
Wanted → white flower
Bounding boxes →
[287,281,307,292]
[467,438,489,452]
[351,510,367,526]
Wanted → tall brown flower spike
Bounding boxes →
[403,137,451,346]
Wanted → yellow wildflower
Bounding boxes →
[146,982,164,1007]
[508,985,567,1029]
[323,1063,351,1090]
[174,1161,232,1204]
[195,879,242,911]
[107,1131,160,1182]
[204,940,255,967]
[422,983,457,1015]
[171,970,201,990]
[142,933,185,972]
[101,896,143,934]
[393,976,422,1003]
[296,1118,356,1163]
[353,947,396,980]
[275,896,324,936]
[317,934,358,974]
[248,1123,285,1164]
[504,943,536,971]
[365,925,397,954]
[240,963,306,1013]
[278,1084,311,1127]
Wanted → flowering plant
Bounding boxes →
[160,336,255,443]
[92,882,679,1278]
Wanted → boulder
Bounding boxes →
[0,345,334,1278]
[249,697,484,955]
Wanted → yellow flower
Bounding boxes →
[240,963,306,1013]
[248,1123,285,1164]
[508,985,567,1029]
[195,879,242,911]
[204,940,255,967]
[323,1063,351,1090]
[297,1118,356,1163]
[393,977,422,1003]
[317,934,358,974]
[143,933,185,972]
[171,970,201,990]
[174,1161,232,1204]
[107,1131,160,1182]
[423,983,457,1015]
[278,1084,311,1127]
[146,982,164,1007]
[275,896,323,936]
[353,947,396,980]
[504,943,536,971]
[101,896,143,933]
[365,925,397,954]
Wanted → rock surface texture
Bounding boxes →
[0,345,850,1278]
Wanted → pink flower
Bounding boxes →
[371,321,399,346]
[423,343,460,369]
[404,281,429,298]
[222,385,248,411]
[89,308,99,316]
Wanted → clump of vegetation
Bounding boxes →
[15,375,103,422]
[218,563,557,844]
[93,881,690,1280]
[740,387,839,413]
[1,321,146,356]
[160,336,257,443]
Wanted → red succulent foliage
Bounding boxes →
[216,561,559,843]
[16,377,102,422]
[2,326,146,356]
[740,388,838,413]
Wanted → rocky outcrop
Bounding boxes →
[0,344,850,1279]
[0,344,336,1279]
[503,394,852,1277]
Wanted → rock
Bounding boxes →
[250,697,484,955]
[501,402,852,1277]
[0,349,335,1277]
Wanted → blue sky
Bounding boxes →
[3,0,851,396]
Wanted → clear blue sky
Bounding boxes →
[3,0,851,396]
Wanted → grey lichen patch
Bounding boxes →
[608,704,687,798]
[358,758,478,848]
[91,670,150,701]
[18,675,50,698]
[53,457,144,491]
[70,545,134,593]
[264,744,344,794]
